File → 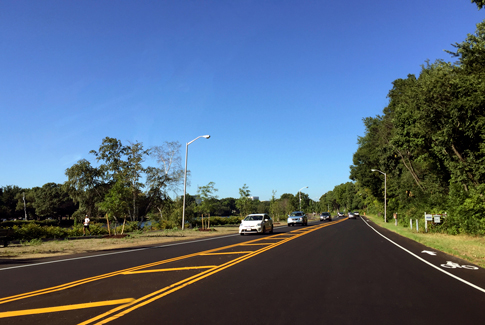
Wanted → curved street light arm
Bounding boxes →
[182,135,211,230]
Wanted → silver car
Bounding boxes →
[287,211,308,226]
[239,214,273,235]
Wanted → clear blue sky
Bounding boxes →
[1,1,483,201]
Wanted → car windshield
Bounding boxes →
[321,213,329,216]
[244,215,263,221]
[290,212,303,216]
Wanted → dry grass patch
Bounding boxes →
[365,214,485,268]
[0,227,239,260]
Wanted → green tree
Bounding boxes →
[64,159,105,219]
[236,184,252,217]
[90,137,151,221]
[269,190,281,221]
[196,182,218,229]
[97,181,131,224]
[33,183,76,221]
[125,141,150,220]
[471,1,484,11]
[0,185,24,220]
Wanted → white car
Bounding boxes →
[348,212,355,219]
[287,211,308,226]
[239,214,274,235]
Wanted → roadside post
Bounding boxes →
[410,219,412,230]
[416,219,419,232]
[425,213,433,233]
[393,213,397,226]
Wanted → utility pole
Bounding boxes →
[23,192,28,220]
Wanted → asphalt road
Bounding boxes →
[0,217,484,324]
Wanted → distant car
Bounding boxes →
[288,211,308,226]
[348,212,355,219]
[337,212,345,217]
[353,211,360,218]
[239,214,273,235]
[320,212,332,221]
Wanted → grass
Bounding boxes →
[365,214,485,269]
[0,227,240,259]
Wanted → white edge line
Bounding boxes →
[0,223,295,272]
[361,217,485,294]
[0,233,241,272]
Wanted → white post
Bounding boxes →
[416,219,419,232]
[425,212,428,233]
[384,173,387,223]
[410,219,412,230]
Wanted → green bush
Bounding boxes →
[192,216,242,228]
[68,223,109,236]
[12,223,69,241]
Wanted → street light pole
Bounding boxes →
[299,186,308,211]
[371,169,387,223]
[182,135,210,230]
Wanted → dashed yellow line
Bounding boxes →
[0,298,135,318]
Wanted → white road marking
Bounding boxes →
[441,261,479,270]
[0,233,240,272]
[0,223,293,272]
[421,250,437,256]
[361,218,485,294]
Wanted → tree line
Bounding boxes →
[1,137,322,228]
[321,18,485,235]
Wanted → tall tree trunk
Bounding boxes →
[395,148,426,191]
[451,143,479,186]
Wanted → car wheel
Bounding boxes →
[261,226,265,234]
[269,225,273,234]
[240,233,244,236]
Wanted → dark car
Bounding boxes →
[320,212,332,221]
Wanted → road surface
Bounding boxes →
[0,217,484,324]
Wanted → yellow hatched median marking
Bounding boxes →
[238,243,274,246]
[121,266,217,274]
[0,218,348,323]
[81,218,349,325]
[0,298,135,319]
[0,237,268,306]
[199,251,253,255]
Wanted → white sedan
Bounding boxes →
[239,214,274,235]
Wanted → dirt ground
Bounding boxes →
[0,227,241,260]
